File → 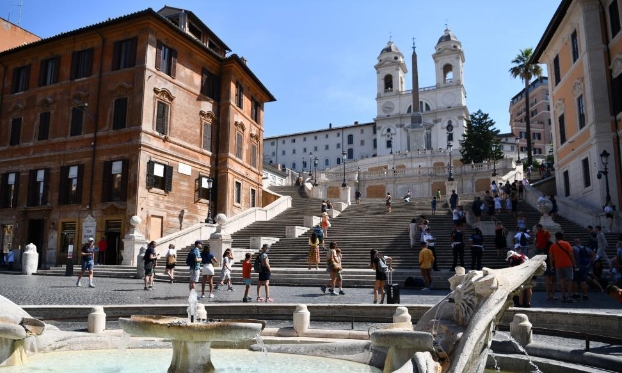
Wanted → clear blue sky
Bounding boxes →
[3,0,560,137]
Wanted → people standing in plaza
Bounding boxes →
[450,224,465,271]
[308,231,321,270]
[469,227,484,271]
[422,228,440,271]
[595,225,612,270]
[96,237,106,265]
[242,253,253,302]
[321,211,330,238]
[504,195,512,214]
[431,196,437,215]
[188,240,202,293]
[449,190,459,210]
[216,249,234,291]
[164,243,176,283]
[408,218,418,249]
[256,244,273,302]
[355,190,361,204]
[200,243,217,298]
[386,193,392,213]
[494,221,508,258]
[419,242,434,291]
[471,196,482,223]
[604,202,614,232]
[370,249,391,304]
[571,238,594,301]
[487,193,496,221]
[549,232,577,303]
[143,241,158,290]
[514,228,530,255]
[534,224,551,258]
[76,237,96,288]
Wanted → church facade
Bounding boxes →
[264,28,469,171]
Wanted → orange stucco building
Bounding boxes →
[0,7,275,267]
[532,0,622,211]
[0,17,40,52]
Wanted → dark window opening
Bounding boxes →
[38,112,50,141]
[235,82,244,108]
[39,56,60,86]
[577,95,585,129]
[558,114,566,144]
[113,97,128,130]
[70,48,94,80]
[0,172,19,208]
[234,181,241,204]
[384,75,393,91]
[610,0,621,37]
[236,132,243,159]
[200,68,221,101]
[582,158,591,188]
[155,101,169,135]
[10,118,21,146]
[102,160,128,202]
[155,41,177,78]
[70,107,84,136]
[27,168,49,207]
[58,165,83,205]
[553,55,561,85]
[112,37,137,71]
[146,161,172,192]
[11,64,30,93]
[571,30,579,63]
[563,170,570,197]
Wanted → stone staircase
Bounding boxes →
[37,186,620,289]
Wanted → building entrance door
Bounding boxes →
[27,219,45,268]
[105,220,122,265]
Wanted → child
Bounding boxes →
[216,249,234,291]
[242,253,252,302]
[431,197,437,215]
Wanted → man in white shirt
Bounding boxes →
[595,225,612,270]
[422,228,440,271]
[513,229,531,255]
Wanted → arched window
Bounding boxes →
[347,134,354,144]
[419,101,431,112]
[348,148,354,159]
[324,158,330,166]
[384,74,393,91]
[336,158,341,165]
[443,64,453,83]
[292,162,296,170]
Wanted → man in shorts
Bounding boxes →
[256,244,273,302]
[189,240,202,293]
[76,237,96,288]
[549,232,577,303]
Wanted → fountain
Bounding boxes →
[370,256,546,373]
[119,314,265,373]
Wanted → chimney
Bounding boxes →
[354,121,359,125]
[329,123,332,129]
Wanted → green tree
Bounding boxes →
[509,48,543,166]
[459,110,502,164]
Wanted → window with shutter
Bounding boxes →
[70,48,94,80]
[250,143,257,168]
[164,165,173,192]
[113,97,128,130]
[235,82,244,108]
[38,112,50,141]
[156,40,177,77]
[1,172,19,208]
[101,161,112,202]
[201,68,220,101]
[70,107,84,136]
[234,181,241,204]
[146,161,155,189]
[27,169,48,206]
[155,101,169,135]
[203,122,212,151]
[11,65,30,93]
[236,132,243,159]
[10,118,21,146]
[112,37,137,70]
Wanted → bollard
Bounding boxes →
[87,306,106,334]
[293,304,310,337]
[509,313,533,347]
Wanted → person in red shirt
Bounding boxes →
[549,232,577,303]
[97,237,107,265]
[242,252,252,302]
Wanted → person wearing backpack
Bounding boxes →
[572,238,595,301]
[164,244,177,284]
[187,240,202,293]
[513,229,531,255]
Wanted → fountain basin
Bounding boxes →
[119,315,265,373]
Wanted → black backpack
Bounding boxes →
[186,250,196,266]
[253,254,263,273]
[519,233,528,246]
[578,246,591,267]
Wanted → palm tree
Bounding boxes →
[509,48,542,166]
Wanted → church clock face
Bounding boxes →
[382,101,395,114]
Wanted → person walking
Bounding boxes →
[96,237,107,265]
[308,231,321,270]
[242,253,253,302]
[435,188,442,202]
[355,190,361,204]
[534,224,551,258]
[200,243,218,298]
[469,227,485,270]
[256,244,273,302]
[386,193,392,213]
[549,232,577,303]
[494,221,508,258]
[604,202,614,232]
[471,196,482,223]
[164,244,176,283]
[450,224,465,271]
[549,195,559,220]
[370,249,391,304]
[449,190,458,210]
[188,240,202,293]
[419,242,434,291]
[408,218,418,249]
[587,225,598,253]
[321,212,330,238]
[422,228,440,271]
[572,238,594,301]
[320,242,342,295]
[321,200,328,214]
[313,224,325,250]
[216,249,234,291]
[514,228,531,255]
[143,241,158,291]
[431,196,437,215]
[595,225,612,270]
[76,237,96,288]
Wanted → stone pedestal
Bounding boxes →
[339,186,351,206]
[303,216,320,228]
[87,306,106,334]
[21,243,38,275]
[286,226,308,238]
[293,304,310,337]
[249,237,279,251]
[136,247,146,279]
[510,313,532,347]
[331,201,347,212]
[209,215,233,261]
[393,306,412,329]
[121,216,148,266]
[535,198,562,236]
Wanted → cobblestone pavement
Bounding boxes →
[0,272,620,313]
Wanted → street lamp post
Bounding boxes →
[447,142,454,181]
[386,131,393,154]
[313,156,319,186]
[341,150,347,187]
[203,177,214,223]
[492,144,498,177]
[309,152,313,177]
[597,150,612,206]
[516,137,521,163]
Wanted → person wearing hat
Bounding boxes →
[506,250,531,307]
[419,241,434,291]
[76,237,96,288]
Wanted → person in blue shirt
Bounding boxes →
[189,240,202,292]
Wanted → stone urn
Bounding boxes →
[21,243,38,275]
[136,247,146,279]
